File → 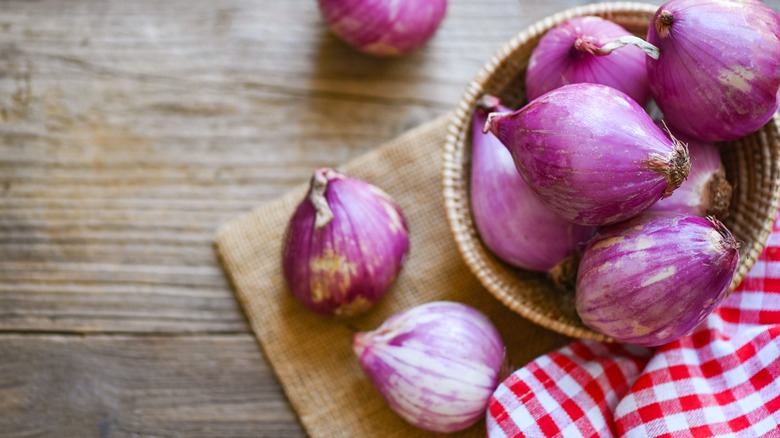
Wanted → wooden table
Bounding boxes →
[2,0,778,436]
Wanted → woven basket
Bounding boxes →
[442,2,780,342]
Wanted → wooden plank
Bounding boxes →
[0,334,305,437]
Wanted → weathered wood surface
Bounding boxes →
[0,0,534,333]
[1,0,778,435]
[0,335,304,437]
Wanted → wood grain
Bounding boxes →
[0,0,444,333]
[0,334,304,437]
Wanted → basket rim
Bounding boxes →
[441,1,780,342]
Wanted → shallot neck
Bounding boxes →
[573,36,602,56]
[309,168,335,229]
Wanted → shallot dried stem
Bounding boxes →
[476,95,501,113]
[309,169,334,229]
[706,215,741,251]
[598,35,660,59]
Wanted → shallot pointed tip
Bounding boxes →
[476,95,501,114]
[482,115,494,134]
[352,331,368,358]
[483,111,508,135]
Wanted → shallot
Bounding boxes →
[353,301,505,433]
[526,16,652,105]
[648,126,732,217]
[470,95,593,280]
[576,213,739,346]
[646,0,780,141]
[317,0,447,57]
[485,83,690,226]
[282,168,409,317]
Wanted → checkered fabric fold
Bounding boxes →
[488,213,780,437]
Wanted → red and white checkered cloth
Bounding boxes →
[488,212,780,437]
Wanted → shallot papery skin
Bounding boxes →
[470,96,594,274]
[353,301,505,433]
[646,0,780,141]
[648,129,732,217]
[317,0,447,57]
[526,16,650,105]
[486,83,690,227]
[282,168,409,317]
[576,213,739,347]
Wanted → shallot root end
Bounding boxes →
[549,252,580,291]
[706,215,740,252]
[650,127,691,198]
[656,10,674,39]
[704,168,733,218]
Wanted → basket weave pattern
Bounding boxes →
[442,2,780,341]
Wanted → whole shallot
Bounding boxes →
[646,0,780,141]
[485,83,690,226]
[526,16,653,105]
[576,213,739,346]
[354,301,506,433]
[317,0,447,56]
[282,168,409,317]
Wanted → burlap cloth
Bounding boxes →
[214,115,572,437]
